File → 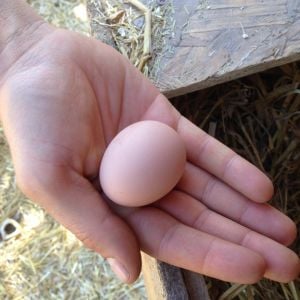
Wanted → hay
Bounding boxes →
[171,61,300,300]
[27,0,90,35]
[93,0,174,76]
[0,151,145,299]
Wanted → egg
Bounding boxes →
[99,120,186,207]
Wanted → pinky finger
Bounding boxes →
[121,206,266,284]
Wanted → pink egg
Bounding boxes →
[99,120,186,207]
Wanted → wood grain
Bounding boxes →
[87,0,300,97]
[156,0,300,97]
[141,253,210,300]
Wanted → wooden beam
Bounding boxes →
[87,0,300,97]
[141,253,210,300]
[155,0,300,97]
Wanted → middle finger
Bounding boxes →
[154,190,299,282]
[177,162,296,246]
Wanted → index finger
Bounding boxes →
[141,95,273,202]
[176,116,274,203]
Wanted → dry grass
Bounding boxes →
[27,0,90,35]
[93,0,174,76]
[172,62,300,300]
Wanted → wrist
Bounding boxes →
[0,0,53,78]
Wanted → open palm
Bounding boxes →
[0,27,298,284]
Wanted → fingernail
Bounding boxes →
[107,258,130,283]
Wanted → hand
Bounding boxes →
[0,24,299,284]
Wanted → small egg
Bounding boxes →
[99,120,186,207]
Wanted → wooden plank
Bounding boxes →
[181,269,211,300]
[141,253,189,300]
[141,252,210,300]
[156,0,300,97]
[87,0,300,97]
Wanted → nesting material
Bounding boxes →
[92,0,174,76]
[172,61,300,300]
[0,137,145,299]
[27,0,91,35]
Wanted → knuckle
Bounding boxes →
[157,223,180,258]
[77,231,99,252]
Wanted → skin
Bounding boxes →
[0,1,299,285]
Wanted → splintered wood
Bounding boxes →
[88,0,300,97]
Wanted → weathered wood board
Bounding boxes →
[157,0,300,97]
[88,0,300,97]
[141,253,210,300]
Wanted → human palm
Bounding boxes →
[0,27,298,284]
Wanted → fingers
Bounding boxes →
[17,163,141,284]
[155,191,300,282]
[119,207,266,284]
[178,162,296,246]
[176,117,274,203]
[137,94,274,204]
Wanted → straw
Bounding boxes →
[92,0,175,75]
[172,61,300,300]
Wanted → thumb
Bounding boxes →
[16,163,141,284]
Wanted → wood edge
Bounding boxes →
[162,53,300,98]
[141,252,210,300]
[181,269,211,300]
[141,252,188,300]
